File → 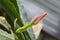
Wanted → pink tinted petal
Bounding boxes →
[32,11,47,24]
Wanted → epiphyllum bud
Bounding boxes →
[31,12,47,24]
[16,12,47,33]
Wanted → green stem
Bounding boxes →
[16,21,34,33]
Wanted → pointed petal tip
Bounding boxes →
[32,11,47,24]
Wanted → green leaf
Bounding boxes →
[0,22,10,33]
[10,0,20,14]
[0,29,13,40]
[0,0,24,26]
[14,18,17,31]
[0,17,11,33]
[0,0,32,40]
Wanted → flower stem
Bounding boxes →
[16,12,47,33]
[16,21,34,33]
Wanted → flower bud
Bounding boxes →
[31,12,47,24]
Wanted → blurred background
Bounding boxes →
[17,0,60,40]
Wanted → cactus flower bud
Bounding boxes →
[16,11,47,33]
[31,11,47,24]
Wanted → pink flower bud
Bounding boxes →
[32,11,47,24]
